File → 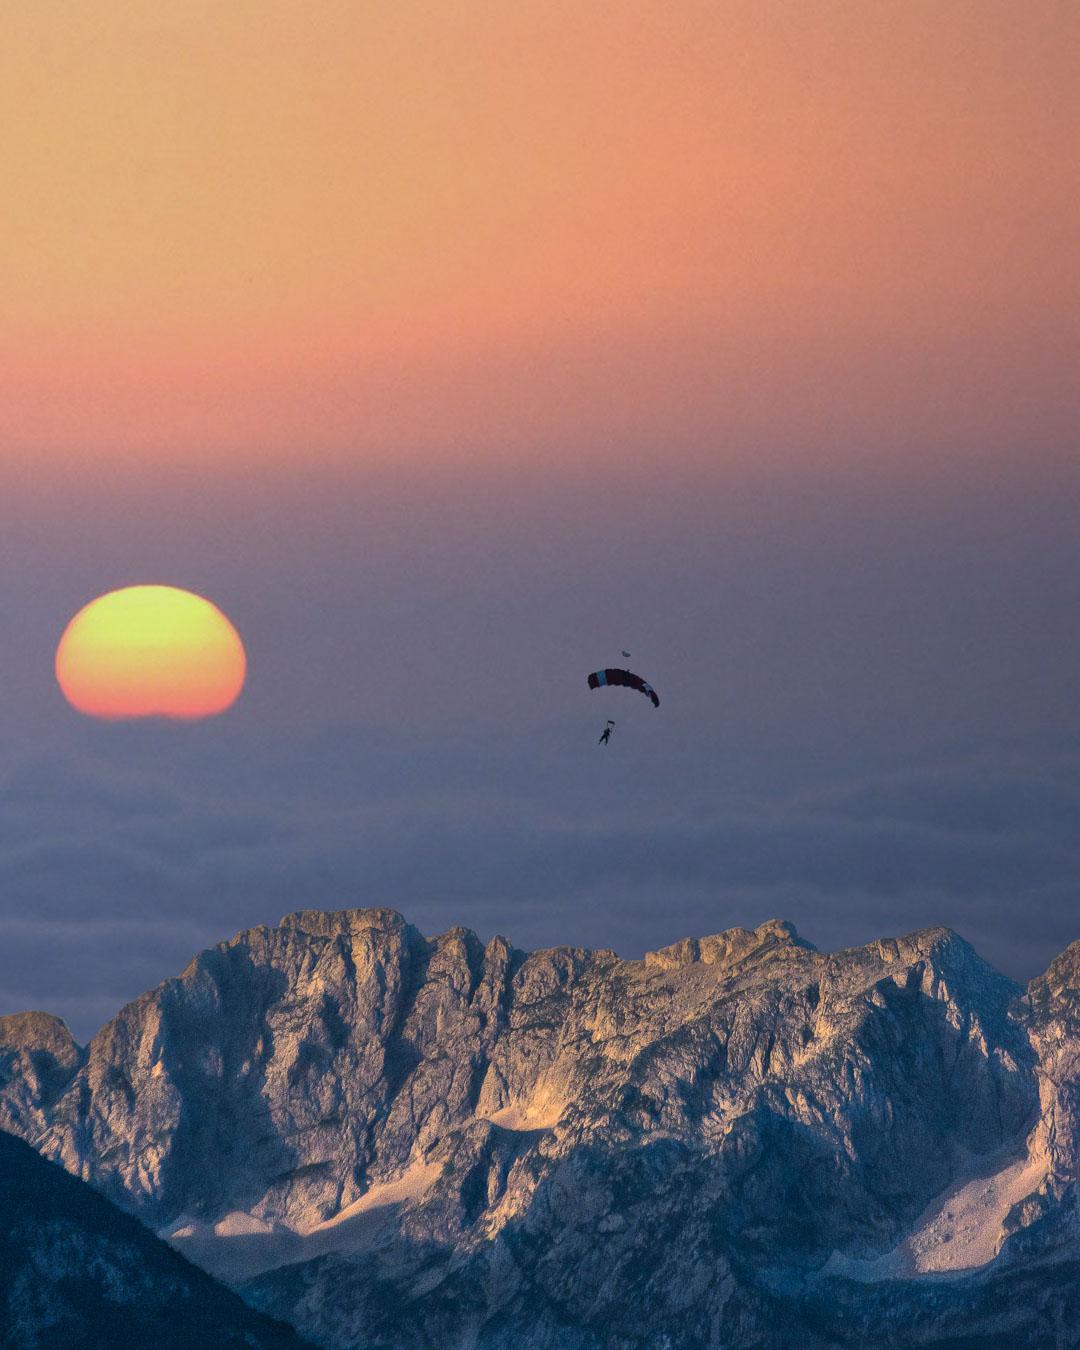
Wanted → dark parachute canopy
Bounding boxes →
[587,668,660,708]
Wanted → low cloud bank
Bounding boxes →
[1,724,1075,1042]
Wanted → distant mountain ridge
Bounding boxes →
[1,908,1077,1348]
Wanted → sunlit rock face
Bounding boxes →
[0,1011,84,1142]
[1,910,1077,1348]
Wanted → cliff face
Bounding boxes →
[1,909,1076,1348]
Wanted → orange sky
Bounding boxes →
[1,0,1075,472]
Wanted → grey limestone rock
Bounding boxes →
[1,908,1077,1347]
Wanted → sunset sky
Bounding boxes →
[2,1,1078,1037]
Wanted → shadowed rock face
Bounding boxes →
[1,909,1077,1348]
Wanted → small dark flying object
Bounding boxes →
[621,650,631,658]
[587,668,660,708]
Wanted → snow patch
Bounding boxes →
[901,1149,1047,1273]
[213,1210,276,1237]
[824,1140,1047,1280]
[302,1159,442,1235]
[167,1158,443,1282]
[483,1084,566,1132]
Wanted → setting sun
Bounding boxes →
[55,585,246,720]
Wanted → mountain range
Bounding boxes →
[1,908,1076,1347]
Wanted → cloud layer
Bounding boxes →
[2,723,1076,1042]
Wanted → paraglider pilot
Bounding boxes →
[599,720,615,745]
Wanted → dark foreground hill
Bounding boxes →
[1,910,1077,1348]
[0,1127,310,1349]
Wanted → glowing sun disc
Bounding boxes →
[56,585,247,720]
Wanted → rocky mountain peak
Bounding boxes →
[0,1011,85,1142]
[643,916,813,971]
[1029,938,1080,1010]
[277,906,419,939]
[0,1010,82,1066]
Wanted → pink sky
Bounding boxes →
[2,0,1075,476]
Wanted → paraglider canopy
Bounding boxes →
[587,668,659,708]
